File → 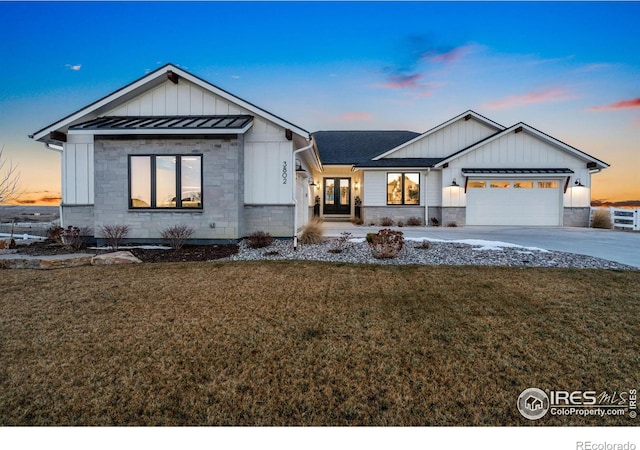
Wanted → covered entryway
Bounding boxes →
[466,177,564,226]
[323,177,351,215]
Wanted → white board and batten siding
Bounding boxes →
[97,78,296,206]
[442,130,592,226]
[63,134,94,205]
[383,117,499,159]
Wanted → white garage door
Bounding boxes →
[466,179,562,226]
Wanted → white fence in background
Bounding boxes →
[591,207,640,231]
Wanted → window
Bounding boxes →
[490,181,510,188]
[387,173,420,205]
[513,181,534,189]
[129,155,202,209]
[538,181,559,189]
[468,181,486,189]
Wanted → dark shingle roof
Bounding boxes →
[355,158,445,168]
[312,130,420,165]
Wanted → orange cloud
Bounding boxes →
[589,97,640,111]
[484,88,572,110]
[339,111,373,121]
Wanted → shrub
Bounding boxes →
[591,209,612,229]
[407,217,423,226]
[61,226,91,251]
[351,218,364,225]
[98,224,130,251]
[446,222,458,228]
[367,228,404,259]
[416,239,430,250]
[397,221,404,227]
[299,218,324,245]
[161,224,195,251]
[328,231,353,254]
[246,231,274,249]
[430,217,440,227]
[380,217,393,226]
[47,225,64,243]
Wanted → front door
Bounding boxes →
[323,178,351,215]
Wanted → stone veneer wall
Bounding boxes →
[362,206,425,225]
[61,205,94,230]
[563,207,590,227]
[244,205,294,237]
[441,207,466,227]
[93,136,244,241]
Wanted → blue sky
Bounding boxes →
[1,1,639,203]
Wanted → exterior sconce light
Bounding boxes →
[574,178,584,187]
[354,181,359,190]
[451,178,459,187]
[309,177,317,187]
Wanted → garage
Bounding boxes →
[463,169,571,226]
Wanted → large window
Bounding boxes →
[129,155,202,209]
[387,173,420,205]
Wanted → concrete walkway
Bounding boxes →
[323,222,640,268]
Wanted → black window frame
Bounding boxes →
[128,154,203,210]
[386,172,421,206]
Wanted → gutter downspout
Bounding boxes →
[424,167,431,226]
[45,142,65,227]
[292,137,314,250]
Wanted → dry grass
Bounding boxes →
[0,262,638,426]
[592,209,612,229]
[299,218,324,244]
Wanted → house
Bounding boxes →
[313,111,608,227]
[30,64,321,242]
[31,65,609,243]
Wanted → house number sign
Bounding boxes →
[282,161,288,184]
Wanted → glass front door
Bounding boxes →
[323,178,351,215]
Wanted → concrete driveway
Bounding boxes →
[323,223,640,268]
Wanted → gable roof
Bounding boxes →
[372,110,505,160]
[312,130,420,165]
[434,122,609,169]
[31,63,309,143]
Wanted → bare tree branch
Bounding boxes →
[0,145,22,204]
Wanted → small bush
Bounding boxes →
[446,222,458,228]
[407,217,423,226]
[430,217,440,227]
[299,218,324,244]
[351,218,364,225]
[328,232,353,254]
[397,221,404,227]
[161,224,195,251]
[416,240,430,250]
[591,209,612,229]
[367,228,404,259]
[61,226,91,251]
[47,226,64,243]
[98,224,130,251]
[246,231,274,249]
[380,217,393,226]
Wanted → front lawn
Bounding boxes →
[0,262,638,425]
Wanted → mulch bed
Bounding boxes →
[15,240,239,263]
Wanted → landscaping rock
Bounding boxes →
[0,253,94,270]
[91,251,143,266]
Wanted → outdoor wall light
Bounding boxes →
[309,177,317,187]
[354,181,359,190]
[451,178,459,187]
[574,178,584,187]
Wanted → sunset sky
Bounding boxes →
[0,1,638,205]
